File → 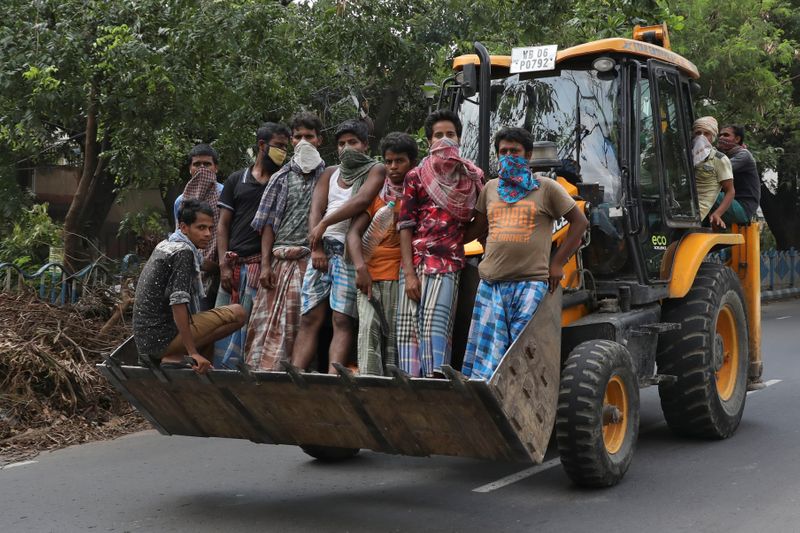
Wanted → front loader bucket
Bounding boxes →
[99,290,561,464]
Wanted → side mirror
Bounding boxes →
[690,81,701,94]
[460,63,478,98]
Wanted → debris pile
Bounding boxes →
[0,290,146,464]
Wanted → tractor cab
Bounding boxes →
[446,24,717,296]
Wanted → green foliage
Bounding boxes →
[0,203,63,266]
[117,208,167,240]
[0,0,799,249]
[760,223,778,251]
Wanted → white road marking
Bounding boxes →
[747,379,782,396]
[1,460,38,470]
[472,458,561,492]
[775,316,792,320]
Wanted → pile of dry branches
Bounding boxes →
[0,289,147,464]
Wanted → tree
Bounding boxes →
[2,0,798,257]
[0,0,303,269]
[665,0,799,248]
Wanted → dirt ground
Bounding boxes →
[0,290,148,465]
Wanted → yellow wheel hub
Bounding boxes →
[715,305,740,401]
[603,375,628,454]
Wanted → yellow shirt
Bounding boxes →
[695,150,733,219]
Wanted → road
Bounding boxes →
[2,299,799,533]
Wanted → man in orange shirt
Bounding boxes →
[346,133,417,375]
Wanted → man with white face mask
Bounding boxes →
[692,116,734,230]
[245,113,326,370]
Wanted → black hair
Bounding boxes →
[722,124,746,145]
[494,127,534,153]
[334,119,370,143]
[178,198,214,225]
[187,143,219,165]
[256,122,291,143]
[380,132,419,162]
[289,112,323,137]
[424,109,462,140]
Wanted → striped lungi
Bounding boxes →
[396,266,460,377]
[356,280,398,376]
[245,246,310,370]
[462,279,547,381]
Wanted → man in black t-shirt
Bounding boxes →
[718,124,761,221]
[133,199,245,373]
[213,122,290,369]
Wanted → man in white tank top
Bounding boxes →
[291,120,384,374]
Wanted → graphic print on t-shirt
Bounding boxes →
[487,199,537,243]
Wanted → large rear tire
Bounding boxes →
[556,340,639,487]
[300,445,360,462]
[657,263,748,439]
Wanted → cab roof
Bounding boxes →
[452,37,699,79]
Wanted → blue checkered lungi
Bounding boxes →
[212,265,258,369]
[462,279,547,381]
[300,237,357,318]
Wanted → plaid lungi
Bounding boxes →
[301,238,357,318]
[462,279,547,381]
[356,280,398,376]
[396,266,460,377]
[212,263,260,369]
[245,247,310,370]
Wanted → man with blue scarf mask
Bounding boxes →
[132,199,246,373]
[461,127,589,381]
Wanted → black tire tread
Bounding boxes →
[657,263,748,439]
[556,340,639,488]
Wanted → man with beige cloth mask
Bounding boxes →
[246,112,327,371]
[692,116,735,230]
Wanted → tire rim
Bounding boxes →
[715,304,739,401]
[603,375,628,454]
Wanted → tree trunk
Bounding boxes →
[63,85,99,272]
[370,82,403,153]
[760,180,800,250]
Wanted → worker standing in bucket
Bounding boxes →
[461,127,589,381]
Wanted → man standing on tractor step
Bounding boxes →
[461,127,588,381]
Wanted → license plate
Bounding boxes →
[510,45,558,73]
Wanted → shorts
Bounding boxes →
[300,239,356,317]
[161,305,239,359]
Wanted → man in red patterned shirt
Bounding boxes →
[396,110,484,377]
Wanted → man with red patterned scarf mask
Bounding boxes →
[396,110,484,378]
[177,143,223,310]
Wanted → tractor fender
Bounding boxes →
[668,232,743,298]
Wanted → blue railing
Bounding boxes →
[0,253,141,306]
[761,248,800,291]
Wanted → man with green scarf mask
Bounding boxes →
[291,119,386,373]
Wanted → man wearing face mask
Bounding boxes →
[396,111,484,378]
[461,127,588,381]
[692,116,735,230]
[291,119,385,374]
[245,113,327,370]
[213,122,290,369]
[717,124,760,223]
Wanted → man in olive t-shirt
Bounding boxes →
[461,127,589,381]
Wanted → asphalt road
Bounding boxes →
[2,299,799,533]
